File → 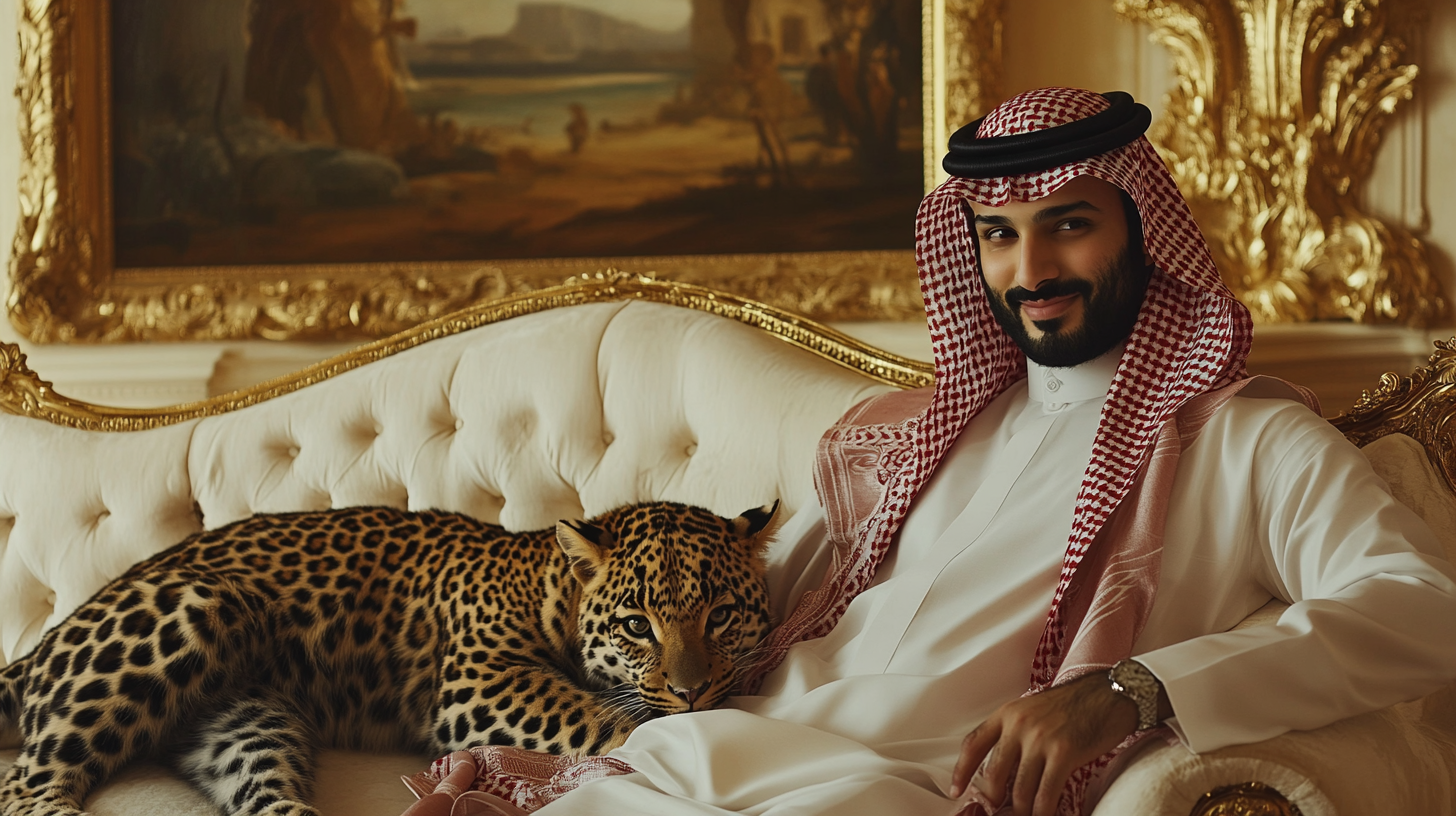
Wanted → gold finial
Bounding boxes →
[0,341,53,418]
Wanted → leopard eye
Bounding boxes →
[708,605,733,628]
[620,615,654,639]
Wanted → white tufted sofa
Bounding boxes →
[2,278,1455,816]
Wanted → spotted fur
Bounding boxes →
[0,500,777,816]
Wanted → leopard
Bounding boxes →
[0,499,778,816]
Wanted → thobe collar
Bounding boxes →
[1025,341,1126,409]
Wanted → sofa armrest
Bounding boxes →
[1094,704,1456,816]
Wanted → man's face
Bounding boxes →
[964,175,1152,368]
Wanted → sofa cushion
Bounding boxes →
[0,417,201,666]
[186,300,890,534]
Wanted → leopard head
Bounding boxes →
[555,500,778,720]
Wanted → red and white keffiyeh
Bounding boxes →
[404,87,1313,816]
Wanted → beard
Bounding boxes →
[980,238,1153,368]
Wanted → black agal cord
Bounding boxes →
[942,91,1153,179]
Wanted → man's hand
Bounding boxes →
[948,672,1148,816]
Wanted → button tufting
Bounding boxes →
[287,445,301,458]
[454,419,465,431]
[373,424,384,436]
[685,442,698,457]
[603,432,614,446]
[44,590,56,608]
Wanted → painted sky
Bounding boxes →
[405,0,693,40]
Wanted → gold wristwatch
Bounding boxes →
[1108,659,1162,731]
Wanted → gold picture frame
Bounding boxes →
[8,0,1004,344]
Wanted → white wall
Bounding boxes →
[0,2,1451,414]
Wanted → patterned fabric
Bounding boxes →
[402,748,634,815]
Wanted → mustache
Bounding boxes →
[1002,279,1094,309]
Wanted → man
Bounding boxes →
[410,87,1456,816]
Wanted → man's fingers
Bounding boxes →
[1009,753,1045,816]
[1031,754,1075,816]
[974,740,1021,809]
[950,722,1001,798]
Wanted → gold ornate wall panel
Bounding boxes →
[923,0,1003,186]
[941,0,1005,141]
[9,0,1005,344]
[1114,0,1446,327]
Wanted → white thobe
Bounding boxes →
[537,347,1456,815]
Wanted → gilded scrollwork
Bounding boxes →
[0,342,52,417]
[7,0,1014,344]
[1330,336,1456,493]
[0,275,934,431]
[1189,782,1304,816]
[1113,0,1445,327]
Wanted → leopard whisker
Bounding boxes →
[596,683,659,723]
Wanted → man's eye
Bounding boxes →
[620,616,653,638]
[1057,218,1090,231]
[982,227,1014,241]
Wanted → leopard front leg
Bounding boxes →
[431,662,639,757]
[173,687,320,816]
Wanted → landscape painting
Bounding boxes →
[110,0,925,269]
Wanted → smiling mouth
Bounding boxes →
[1018,293,1080,323]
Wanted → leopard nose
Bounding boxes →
[670,682,708,706]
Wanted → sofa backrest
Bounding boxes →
[0,300,893,665]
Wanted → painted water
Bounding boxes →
[407,72,687,148]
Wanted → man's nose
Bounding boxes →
[1015,234,1059,291]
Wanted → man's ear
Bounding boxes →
[556,519,612,585]
[730,500,781,556]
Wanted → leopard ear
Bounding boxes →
[556,519,612,585]
[730,500,781,555]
